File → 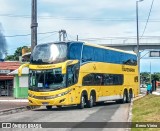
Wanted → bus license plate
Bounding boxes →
[42,102,49,105]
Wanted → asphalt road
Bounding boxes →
[0,101,130,131]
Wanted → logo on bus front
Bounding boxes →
[37,65,56,69]
[40,93,49,95]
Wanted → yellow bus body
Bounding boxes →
[28,61,138,106]
[19,42,138,107]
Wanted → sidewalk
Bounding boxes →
[152,88,160,95]
[140,87,160,96]
[0,97,29,116]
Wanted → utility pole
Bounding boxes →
[136,0,144,93]
[77,35,79,41]
[59,30,67,41]
[62,30,66,41]
[59,30,62,41]
[31,0,38,52]
[150,62,152,84]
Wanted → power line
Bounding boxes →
[79,35,160,40]
[38,32,57,41]
[4,33,160,40]
[0,14,30,18]
[5,34,31,37]
[1,13,160,22]
[140,0,155,38]
[5,31,58,38]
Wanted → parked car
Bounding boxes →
[140,84,147,88]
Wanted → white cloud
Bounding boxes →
[0,0,15,13]
[0,0,160,73]
[41,0,134,9]
[37,13,135,41]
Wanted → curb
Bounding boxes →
[128,99,133,123]
[126,95,145,131]
[128,95,145,122]
[0,106,39,116]
[0,99,28,102]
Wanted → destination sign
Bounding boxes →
[122,67,135,72]
[149,51,160,57]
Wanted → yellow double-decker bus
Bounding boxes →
[19,41,138,109]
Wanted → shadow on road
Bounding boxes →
[33,101,122,111]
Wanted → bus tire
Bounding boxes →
[117,90,127,104]
[116,100,121,104]
[86,93,94,108]
[46,106,52,110]
[78,94,85,109]
[127,90,133,103]
[56,105,62,108]
[122,90,127,103]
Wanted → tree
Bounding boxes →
[152,73,160,81]
[5,55,14,61]
[140,72,160,84]
[5,46,28,61]
[140,72,150,84]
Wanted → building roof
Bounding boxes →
[0,61,21,80]
[0,61,21,70]
[0,76,14,80]
[8,67,29,75]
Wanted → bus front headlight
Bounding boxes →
[55,89,72,98]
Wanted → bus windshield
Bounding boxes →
[29,68,66,91]
[30,43,67,64]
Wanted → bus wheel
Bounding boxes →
[117,90,127,104]
[86,93,94,108]
[46,106,52,110]
[122,90,127,103]
[78,94,85,109]
[127,90,132,103]
[56,105,62,108]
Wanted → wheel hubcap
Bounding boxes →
[90,95,93,105]
[82,96,85,107]
[124,94,126,102]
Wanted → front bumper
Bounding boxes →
[28,95,68,106]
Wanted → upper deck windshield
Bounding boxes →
[30,43,67,64]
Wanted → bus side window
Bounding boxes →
[67,64,79,86]
[74,64,80,83]
[82,74,94,86]
[94,74,103,85]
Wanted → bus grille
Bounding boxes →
[33,95,55,100]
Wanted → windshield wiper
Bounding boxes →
[30,86,63,92]
[47,87,62,91]
[29,87,39,91]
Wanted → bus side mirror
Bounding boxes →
[62,65,66,74]
[18,63,29,76]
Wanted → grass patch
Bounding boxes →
[132,95,160,131]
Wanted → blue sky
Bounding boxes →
[0,0,160,72]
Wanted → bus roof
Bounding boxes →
[84,42,136,55]
[37,41,136,55]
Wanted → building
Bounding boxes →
[8,67,29,98]
[0,62,21,96]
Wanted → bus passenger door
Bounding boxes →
[67,63,80,104]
